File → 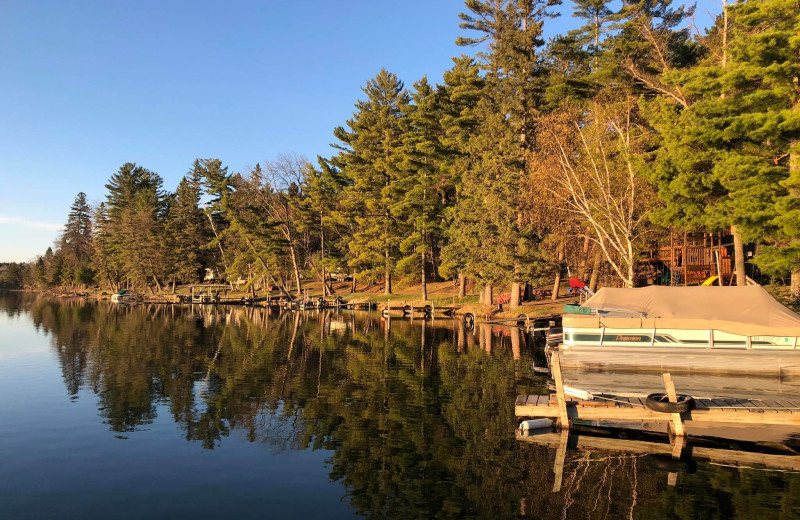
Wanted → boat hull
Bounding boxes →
[560,326,800,377]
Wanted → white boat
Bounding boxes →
[110,290,143,304]
[558,286,800,377]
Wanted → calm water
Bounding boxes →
[2,293,800,519]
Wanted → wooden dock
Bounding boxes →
[520,351,800,490]
[515,393,800,426]
[520,351,800,436]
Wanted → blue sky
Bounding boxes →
[0,0,719,262]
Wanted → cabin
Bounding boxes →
[203,268,222,283]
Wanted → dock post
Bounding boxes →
[551,351,570,429]
[663,373,685,437]
[552,428,569,492]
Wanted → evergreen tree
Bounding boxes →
[727,0,800,295]
[103,163,166,290]
[299,157,347,297]
[59,192,94,286]
[163,169,210,286]
[62,192,93,265]
[197,158,233,274]
[456,0,557,305]
[333,69,410,294]
[393,77,447,301]
[645,0,797,288]
[438,56,486,297]
[91,202,117,289]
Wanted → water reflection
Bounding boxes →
[3,293,800,519]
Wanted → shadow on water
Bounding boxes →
[3,293,800,519]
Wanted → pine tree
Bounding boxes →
[163,169,209,286]
[197,158,233,274]
[438,56,486,297]
[645,0,798,288]
[333,69,410,294]
[393,77,447,301]
[63,193,93,264]
[103,163,166,290]
[299,157,347,297]
[728,0,800,295]
[456,0,557,305]
[91,203,117,289]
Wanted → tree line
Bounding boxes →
[10,0,800,302]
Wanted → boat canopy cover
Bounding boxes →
[565,285,800,337]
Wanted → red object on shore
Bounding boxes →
[568,277,585,288]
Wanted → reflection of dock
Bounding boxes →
[517,427,800,492]
[516,430,800,472]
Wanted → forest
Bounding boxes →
[7,0,800,304]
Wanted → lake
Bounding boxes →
[1,293,799,519]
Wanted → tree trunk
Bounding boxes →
[510,282,521,309]
[288,244,303,298]
[384,247,392,295]
[732,225,746,286]
[589,251,602,293]
[420,253,428,301]
[551,247,564,301]
[152,276,162,293]
[484,283,493,306]
[320,210,327,298]
[458,273,466,298]
[205,211,229,273]
[577,236,591,279]
[351,272,357,294]
[788,101,798,298]
[242,235,291,298]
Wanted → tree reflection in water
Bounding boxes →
[6,293,800,520]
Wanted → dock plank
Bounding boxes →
[760,400,784,410]
[515,395,527,407]
[515,392,800,427]
[737,399,765,412]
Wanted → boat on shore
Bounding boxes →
[557,286,800,378]
[110,290,144,304]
